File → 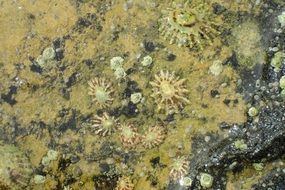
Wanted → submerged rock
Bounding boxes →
[252,168,285,189]
[168,104,285,189]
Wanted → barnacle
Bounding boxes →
[119,124,141,148]
[115,176,135,190]
[88,77,114,107]
[150,70,189,112]
[91,112,118,136]
[142,125,166,149]
[159,2,220,49]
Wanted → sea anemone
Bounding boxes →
[169,156,190,181]
[88,77,114,108]
[119,124,141,148]
[142,125,166,149]
[91,112,118,136]
[150,70,189,112]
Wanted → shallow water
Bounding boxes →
[0,0,285,189]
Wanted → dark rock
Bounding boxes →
[58,157,72,171]
[61,88,70,100]
[57,109,77,132]
[224,53,239,69]
[119,151,139,164]
[30,63,43,74]
[223,98,231,106]
[83,59,93,66]
[164,113,175,123]
[218,122,231,130]
[15,63,25,70]
[212,3,226,15]
[258,2,284,50]
[72,166,82,178]
[77,17,92,27]
[150,157,160,168]
[109,107,122,118]
[236,62,284,104]
[166,183,186,190]
[168,104,285,189]
[233,99,239,104]
[93,174,117,190]
[66,72,79,88]
[63,175,76,186]
[69,154,80,164]
[53,38,65,61]
[1,85,17,106]
[0,116,25,143]
[74,13,102,32]
[27,13,35,20]
[126,67,136,75]
[110,28,120,42]
[166,53,176,61]
[99,162,110,174]
[100,142,114,157]
[34,166,46,176]
[210,89,220,98]
[143,40,155,52]
[123,80,140,98]
[252,168,285,190]
[231,162,244,174]
[85,142,115,162]
[121,102,138,117]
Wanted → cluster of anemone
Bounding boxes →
[90,112,167,149]
[169,156,190,181]
[118,123,167,150]
[88,77,114,108]
[159,1,220,49]
[150,70,189,112]
[115,176,135,190]
[87,70,188,150]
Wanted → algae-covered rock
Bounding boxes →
[167,104,285,189]
[252,168,285,190]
